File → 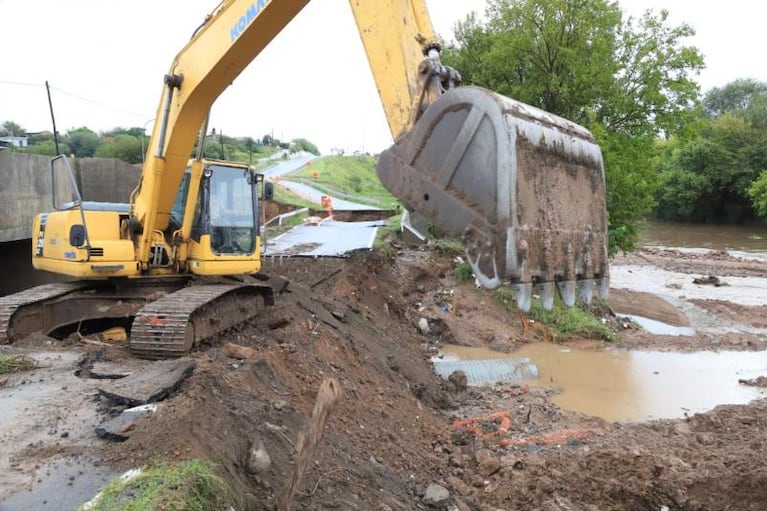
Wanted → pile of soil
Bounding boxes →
[6,247,767,510]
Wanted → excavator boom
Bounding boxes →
[4,0,610,356]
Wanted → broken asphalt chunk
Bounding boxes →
[97,358,194,407]
[96,404,158,442]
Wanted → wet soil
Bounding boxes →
[2,246,767,510]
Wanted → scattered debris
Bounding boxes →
[98,358,194,407]
[99,327,128,342]
[96,404,158,442]
[693,275,728,287]
[738,376,767,387]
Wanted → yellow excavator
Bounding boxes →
[0,0,608,358]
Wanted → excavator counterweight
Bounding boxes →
[378,86,609,312]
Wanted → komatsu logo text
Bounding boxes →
[230,0,271,42]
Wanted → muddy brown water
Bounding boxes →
[639,220,767,253]
[440,343,767,423]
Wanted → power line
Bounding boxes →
[0,80,43,88]
[0,80,153,120]
[48,85,151,119]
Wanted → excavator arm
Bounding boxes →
[131,0,608,311]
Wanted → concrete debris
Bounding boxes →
[98,358,194,407]
[418,318,430,335]
[95,404,158,442]
[423,483,450,507]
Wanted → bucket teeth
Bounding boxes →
[580,279,594,304]
[557,280,577,307]
[513,282,533,313]
[540,282,556,311]
[596,277,609,300]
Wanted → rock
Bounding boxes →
[696,432,716,446]
[96,404,158,442]
[272,400,287,411]
[477,456,501,477]
[447,371,468,392]
[500,455,524,470]
[470,475,485,488]
[331,310,346,322]
[247,439,272,474]
[453,497,472,511]
[223,342,258,360]
[446,476,472,497]
[449,454,464,468]
[98,358,194,407]
[451,430,470,446]
[673,422,691,435]
[475,449,493,464]
[422,483,450,507]
[418,318,430,335]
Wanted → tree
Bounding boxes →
[748,171,767,218]
[655,80,767,223]
[703,79,767,117]
[292,138,320,156]
[1,120,25,137]
[95,134,143,163]
[64,127,100,157]
[443,0,703,252]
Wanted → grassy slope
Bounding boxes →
[288,155,398,208]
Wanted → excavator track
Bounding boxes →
[130,283,275,359]
[0,282,91,343]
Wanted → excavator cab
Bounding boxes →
[169,160,272,275]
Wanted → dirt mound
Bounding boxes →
[9,247,767,510]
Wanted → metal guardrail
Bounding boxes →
[264,207,309,228]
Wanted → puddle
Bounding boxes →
[0,457,117,511]
[440,344,767,422]
[621,314,696,336]
[0,350,115,508]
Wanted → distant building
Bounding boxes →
[0,136,28,149]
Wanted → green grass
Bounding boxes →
[270,184,318,209]
[80,460,235,511]
[493,286,617,343]
[453,262,474,282]
[430,238,464,256]
[528,299,617,343]
[287,155,398,208]
[373,212,403,257]
[0,354,36,374]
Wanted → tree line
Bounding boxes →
[0,122,320,164]
[442,0,766,254]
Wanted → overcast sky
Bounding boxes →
[1,0,764,155]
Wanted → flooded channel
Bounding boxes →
[639,220,767,253]
[439,344,767,423]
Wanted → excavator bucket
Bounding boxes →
[378,86,609,312]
